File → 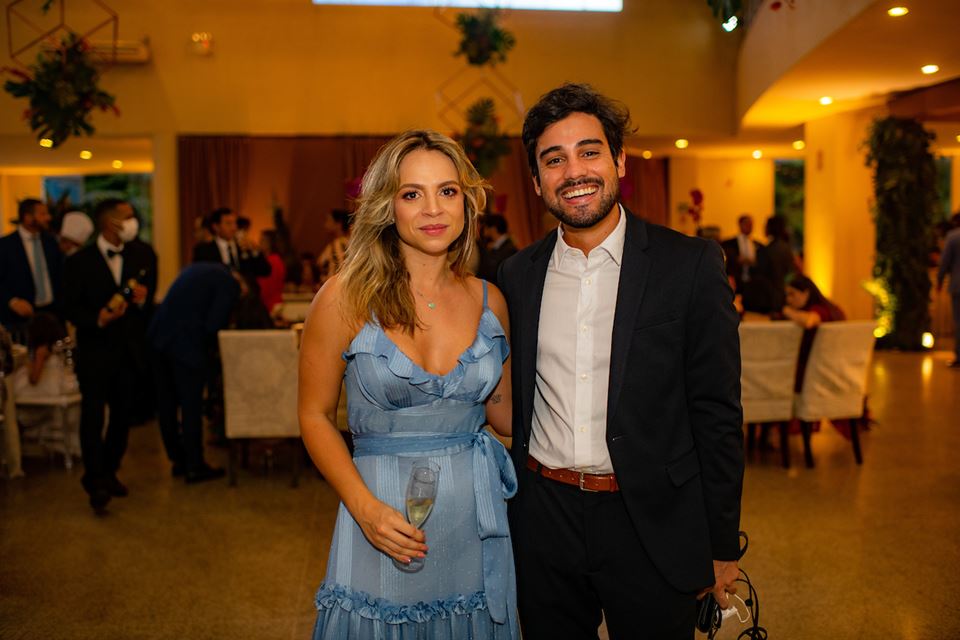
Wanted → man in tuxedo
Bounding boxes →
[192,207,270,280]
[498,84,744,639]
[477,214,517,287]
[64,198,156,513]
[721,214,761,294]
[148,263,241,483]
[0,198,63,338]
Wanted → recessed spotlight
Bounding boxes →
[39,138,54,148]
[112,160,124,169]
[887,6,909,17]
[819,96,834,106]
[79,150,92,160]
[721,15,738,32]
[675,139,689,149]
[792,140,806,150]
[752,149,763,159]
[922,332,934,349]
[641,150,653,159]
[956,134,960,143]
[921,64,939,74]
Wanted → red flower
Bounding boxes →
[770,1,782,9]
[111,105,121,117]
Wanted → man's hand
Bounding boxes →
[9,297,34,318]
[131,284,148,305]
[697,560,739,609]
[98,300,128,327]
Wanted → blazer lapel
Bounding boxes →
[518,232,556,446]
[606,213,651,434]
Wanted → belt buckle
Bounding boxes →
[578,471,598,492]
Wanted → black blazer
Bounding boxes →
[192,240,270,280]
[498,211,744,593]
[63,240,157,375]
[0,230,64,326]
[148,263,240,369]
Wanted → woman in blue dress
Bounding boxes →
[299,130,518,639]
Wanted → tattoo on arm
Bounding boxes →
[490,393,502,405]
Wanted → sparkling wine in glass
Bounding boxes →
[394,460,439,573]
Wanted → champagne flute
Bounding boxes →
[394,460,439,573]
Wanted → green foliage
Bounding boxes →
[2,32,118,148]
[456,98,510,178]
[774,159,805,253]
[864,116,939,350]
[455,10,515,67]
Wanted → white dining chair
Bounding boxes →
[739,321,803,468]
[218,329,303,486]
[794,321,876,468]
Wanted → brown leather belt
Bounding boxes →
[526,455,619,492]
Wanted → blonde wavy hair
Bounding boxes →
[338,130,488,333]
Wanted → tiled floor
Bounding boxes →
[2,348,959,639]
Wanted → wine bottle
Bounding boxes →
[106,268,148,312]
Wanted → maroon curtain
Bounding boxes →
[177,136,250,262]
[622,155,669,226]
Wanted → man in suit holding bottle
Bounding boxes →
[499,84,743,639]
[64,198,156,513]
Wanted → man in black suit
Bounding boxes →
[477,213,517,287]
[0,198,63,339]
[192,207,270,280]
[498,84,744,639]
[148,263,241,483]
[64,198,156,513]
[721,214,761,294]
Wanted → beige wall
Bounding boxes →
[668,156,774,243]
[803,107,883,321]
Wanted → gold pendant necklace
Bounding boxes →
[414,288,437,310]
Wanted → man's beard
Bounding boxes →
[545,178,620,229]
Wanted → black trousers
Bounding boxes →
[510,467,697,640]
[77,357,135,489]
[153,351,207,472]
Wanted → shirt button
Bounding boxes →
[581,325,588,333]
[579,426,587,433]
[580,373,588,380]
[585,278,592,285]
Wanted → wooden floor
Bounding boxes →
[2,347,959,639]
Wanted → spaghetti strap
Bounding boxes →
[481,279,488,308]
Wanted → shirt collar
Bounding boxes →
[215,236,233,251]
[553,204,626,269]
[491,234,509,250]
[97,234,123,255]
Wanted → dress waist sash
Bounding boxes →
[352,430,517,625]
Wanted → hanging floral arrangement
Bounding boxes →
[454,9,516,67]
[2,31,118,148]
[457,98,511,178]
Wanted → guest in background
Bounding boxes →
[763,215,797,310]
[317,209,351,284]
[0,198,64,340]
[64,198,157,514]
[11,312,68,397]
[290,252,321,294]
[476,213,517,287]
[936,212,960,368]
[721,214,761,295]
[149,263,241,483]
[257,229,287,316]
[192,208,271,281]
[782,273,845,395]
[58,211,95,257]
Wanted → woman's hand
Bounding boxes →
[355,497,427,564]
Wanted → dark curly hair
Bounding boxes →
[521,83,633,182]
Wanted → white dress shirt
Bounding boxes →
[736,233,755,282]
[17,226,54,306]
[97,234,124,286]
[215,236,239,267]
[529,207,626,474]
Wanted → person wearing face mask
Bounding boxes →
[63,198,157,514]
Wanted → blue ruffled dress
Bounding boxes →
[313,282,519,640]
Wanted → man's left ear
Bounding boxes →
[616,150,627,179]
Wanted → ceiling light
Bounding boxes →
[641,150,653,159]
[39,138,54,148]
[751,150,763,159]
[956,134,960,143]
[112,160,124,169]
[819,96,833,106]
[921,64,939,74]
[792,140,806,150]
[675,139,689,149]
[922,332,934,349]
[79,150,92,160]
[887,6,908,17]
[721,15,738,32]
